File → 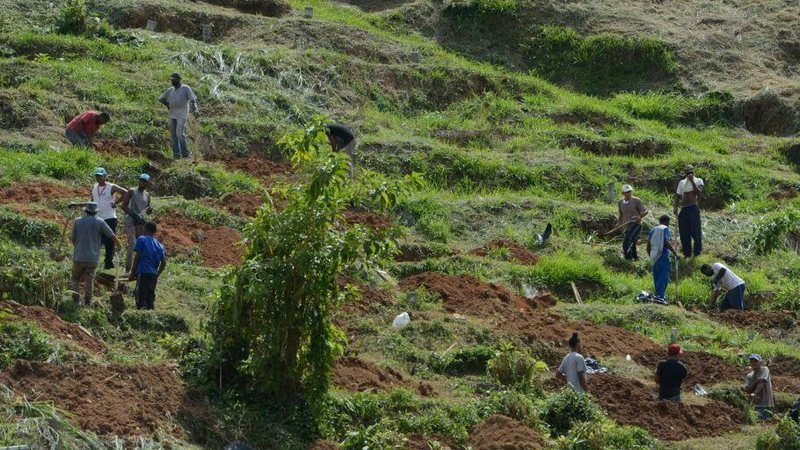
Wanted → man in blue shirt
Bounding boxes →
[647,215,678,302]
[129,222,167,309]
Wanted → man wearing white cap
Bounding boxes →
[70,202,121,306]
[617,184,648,260]
[121,173,152,273]
[745,354,774,420]
[90,167,127,270]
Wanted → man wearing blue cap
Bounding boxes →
[121,173,152,273]
[745,354,774,420]
[90,167,127,270]
[158,72,199,159]
[71,202,121,306]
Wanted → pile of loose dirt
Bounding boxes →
[470,239,538,265]
[398,272,659,363]
[0,181,86,204]
[219,192,264,217]
[468,415,544,450]
[342,209,393,230]
[0,361,192,436]
[0,300,106,353]
[93,139,169,163]
[154,211,243,268]
[635,348,743,389]
[713,309,796,331]
[591,373,744,441]
[331,357,434,397]
[210,153,291,182]
[770,355,800,378]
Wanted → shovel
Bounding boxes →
[109,250,125,317]
[48,207,80,261]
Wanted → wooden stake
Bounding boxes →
[570,282,583,304]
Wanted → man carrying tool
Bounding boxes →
[647,215,678,302]
[556,332,589,394]
[701,262,746,311]
[158,72,199,159]
[617,184,648,260]
[121,173,152,273]
[745,354,774,420]
[71,202,121,306]
[129,222,166,310]
[675,165,704,258]
[90,167,127,270]
[326,123,356,178]
[65,110,110,147]
[655,344,688,401]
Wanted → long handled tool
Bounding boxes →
[604,219,636,236]
[675,255,681,307]
[109,249,125,317]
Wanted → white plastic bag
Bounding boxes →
[392,312,411,328]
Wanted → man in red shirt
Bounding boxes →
[65,110,110,147]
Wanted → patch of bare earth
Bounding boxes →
[154,211,243,268]
[0,300,105,353]
[469,415,544,450]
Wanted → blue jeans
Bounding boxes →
[720,284,745,311]
[653,254,670,299]
[678,204,702,257]
[169,117,189,158]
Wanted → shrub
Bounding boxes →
[752,208,800,255]
[0,242,67,307]
[487,343,543,387]
[122,310,190,333]
[708,385,757,425]
[541,389,603,436]
[431,345,495,376]
[55,0,87,35]
[756,416,800,450]
[0,314,53,369]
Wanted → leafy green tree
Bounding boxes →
[208,118,410,413]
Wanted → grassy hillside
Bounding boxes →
[3,0,800,449]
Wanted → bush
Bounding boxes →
[541,389,603,436]
[554,421,660,450]
[122,310,190,333]
[0,242,67,307]
[752,208,800,255]
[611,91,733,126]
[431,346,495,376]
[708,385,757,425]
[56,0,87,35]
[756,416,800,450]
[487,344,543,388]
[0,314,53,369]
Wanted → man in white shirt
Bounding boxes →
[89,167,127,270]
[701,262,745,310]
[556,332,589,394]
[158,72,199,159]
[675,165,704,258]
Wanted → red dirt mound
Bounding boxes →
[219,192,264,217]
[210,153,291,182]
[468,415,544,450]
[470,239,539,265]
[332,357,407,393]
[0,300,105,353]
[0,181,85,204]
[93,139,169,163]
[0,361,192,436]
[398,272,658,363]
[343,209,392,230]
[591,373,744,441]
[635,349,743,389]
[9,204,66,225]
[770,355,800,378]
[713,309,796,331]
[154,211,243,268]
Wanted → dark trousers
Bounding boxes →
[622,223,642,260]
[135,273,158,309]
[101,218,118,269]
[720,284,746,311]
[678,204,702,257]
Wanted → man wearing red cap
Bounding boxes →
[655,344,688,401]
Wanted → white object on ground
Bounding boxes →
[392,312,410,328]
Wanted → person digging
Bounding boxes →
[655,344,688,402]
[65,110,110,147]
[701,262,746,311]
[129,221,166,310]
[90,167,127,270]
[121,173,152,273]
[70,202,121,306]
[326,123,356,178]
[745,354,774,421]
[617,184,648,260]
[647,215,678,303]
[556,332,589,394]
[159,72,199,159]
[674,165,704,258]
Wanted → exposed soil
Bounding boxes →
[591,373,744,441]
[0,300,105,353]
[395,243,450,262]
[209,152,291,183]
[331,357,435,397]
[8,203,66,225]
[635,349,743,389]
[548,111,627,130]
[468,415,544,450]
[398,272,659,363]
[770,355,800,378]
[712,309,797,331]
[342,208,393,230]
[199,0,290,17]
[0,181,86,204]
[470,239,539,265]
[93,138,170,164]
[154,211,243,268]
[0,360,194,436]
[218,192,264,217]
[337,277,394,315]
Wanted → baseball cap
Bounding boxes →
[170,72,181,80]
[685,165,695,174]
[667,344,682,356]
[138,173,151,182]
[621,184,633,193]
[749,354,762,362]
[84,202,98,213]
[93,167,107,176]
